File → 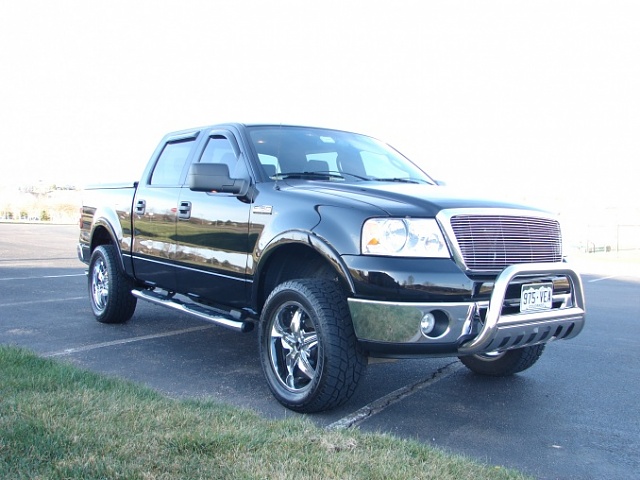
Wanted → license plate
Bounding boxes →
[520,283,553,312]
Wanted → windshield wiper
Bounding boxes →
[273,171,344,180]
[274,171,370,181]
[372,177,427,184]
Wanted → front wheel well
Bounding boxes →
[257,244,346,312]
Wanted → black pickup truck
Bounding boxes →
[78,123,586,412]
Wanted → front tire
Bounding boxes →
[259,279,366,413]
[88,245,137,324]
[458,344,546,376]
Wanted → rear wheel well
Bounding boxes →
[257,244,344,312]
[89,226,131,279]
[90,225,114,252]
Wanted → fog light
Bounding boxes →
[420,312,436,335]
[420,310,451,339]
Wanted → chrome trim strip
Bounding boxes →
[128,254,252,284]
[172,261,252,283]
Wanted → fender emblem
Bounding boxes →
[252,205,273,215]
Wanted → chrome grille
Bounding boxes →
[446,212,562,273]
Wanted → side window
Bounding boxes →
[150,139,194,185]
[199,136,243,177]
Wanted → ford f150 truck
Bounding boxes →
[78,123,586,413]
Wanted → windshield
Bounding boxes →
[247,126,435,184]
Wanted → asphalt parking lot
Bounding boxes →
[1,223,639,480]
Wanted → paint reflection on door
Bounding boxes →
[175,133,252,306]
[131,138,196,291]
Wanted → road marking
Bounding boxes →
[0,273,85,281]
[327,361,463,430]
[588,273,640,283]
[588,275,618,283]
[0,296,86,307]
[42,325,215,358]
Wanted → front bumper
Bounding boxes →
[348,263,586,357]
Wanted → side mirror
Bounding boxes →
[188,163,249,195]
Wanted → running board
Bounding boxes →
[131,289,254,333]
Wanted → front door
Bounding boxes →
[174,130,253,307]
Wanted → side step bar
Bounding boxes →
[132,289,254,333]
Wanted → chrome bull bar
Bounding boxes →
[457,263,586,355]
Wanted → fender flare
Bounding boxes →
[308,233,355,294]
[89,207,128,273]
[252,230,356,309]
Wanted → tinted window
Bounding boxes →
[247,126,434,183]
[199,136,245,177]
[150,140,194,185]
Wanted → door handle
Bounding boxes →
[135,199,146,215]
[178,201,192,220]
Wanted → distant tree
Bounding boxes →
[56,203,80,219]
[40,210,50,221]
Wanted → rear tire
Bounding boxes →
[458,344,546,376]
[259,279,366,413]
[88,245,137,324]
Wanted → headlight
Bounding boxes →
[362,218,450,258]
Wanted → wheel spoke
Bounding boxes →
[296,331,317,380]
[271,318,295,351]
[296,349,316,380]
[301,331,318,351]
[289,308,302,335]
[285,351,299,388]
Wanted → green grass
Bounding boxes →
[0,346,531,480]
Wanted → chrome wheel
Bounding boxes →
[268,301,319,393]
[90,255,109,312]
[258,279,366,412]
[87,245,137,324]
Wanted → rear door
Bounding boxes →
[131,131,199,290]
[174,129,253,307]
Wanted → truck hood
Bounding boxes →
[288,181,545,217]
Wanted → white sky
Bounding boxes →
[1,0,638,213]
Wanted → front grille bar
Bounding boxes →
[437,208,563,274]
